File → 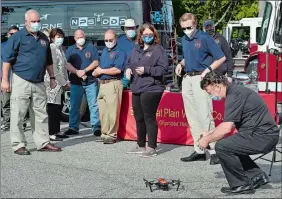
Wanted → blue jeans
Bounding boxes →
[69,82,100,131]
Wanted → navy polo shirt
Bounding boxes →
[99,45,126,80]
[2,27,52,83]
[117,34,137,65]
[65,42,99,86]
[181,30,224,72]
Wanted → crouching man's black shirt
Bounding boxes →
[223,84,279,137]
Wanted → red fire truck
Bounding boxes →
[236,0,282,123]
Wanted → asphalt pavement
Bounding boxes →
[1,122,281,198]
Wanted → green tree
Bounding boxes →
[173,0,259,35]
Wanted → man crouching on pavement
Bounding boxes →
[198,72,279,195]
[93,29,126,144]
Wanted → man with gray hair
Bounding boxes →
[93,29,126,144]
[1,9,62,155]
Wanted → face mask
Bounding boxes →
[30,22,41,32]
[184,29,194,38]
[142,36,154,44]
[105,40,116,49]
[54,38,64,46]
[126,30,136,38]
[76,38,85,46]
[210,95,222,101]
[207,28,215,36]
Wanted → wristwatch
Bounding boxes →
[50,76,56,80]
[207,66,213,72]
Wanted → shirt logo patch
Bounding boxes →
[109,51,116,59]
[145,52,152,57]
[195,40,202,49]
[85,52,92,58]
[40,40,47,47]
[215,38,220,44]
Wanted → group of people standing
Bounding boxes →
[1,9,279,195]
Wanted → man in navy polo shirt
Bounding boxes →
[64,29,101,136]
[203,19,233,82]
[1,10,61,155]
[117,19,139,89]
[175,13,226,164]
[1,25,19,131]
[93,29,126,144]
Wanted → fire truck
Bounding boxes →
[223,17,262,69]
[235,0,282,123]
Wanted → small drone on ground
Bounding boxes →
[143,178,181,192]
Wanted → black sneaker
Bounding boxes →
[64,128,79,135]
[93,129,101,137]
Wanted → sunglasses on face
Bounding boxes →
[31,20,40,23]
[181,27,193,31]
[104,39,115,42]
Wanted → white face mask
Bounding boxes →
[184,29,194,38]
[105,40,116,49]
[76,38,85,46]
[54,38,64,46]
[126,30,136,38]
[30,22,41,32]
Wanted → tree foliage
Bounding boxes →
[173,0,259,35]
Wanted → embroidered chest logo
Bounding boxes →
[215,38,220,45]
[109,51,116,59]
[195,40,202,49]
[85,52,92,58]
[145,52,152,57]
[40,39,47,47]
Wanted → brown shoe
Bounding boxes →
[14,147,31,155]
[38,144,62,152]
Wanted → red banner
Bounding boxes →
[118,91,276,146]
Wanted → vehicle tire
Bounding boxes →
[61,91,89,122]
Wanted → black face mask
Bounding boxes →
[207,28,215,36]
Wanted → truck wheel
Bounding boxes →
[61,91,88,122]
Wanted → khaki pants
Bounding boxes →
[182,75,215,154]
[97,80,123,139]
[10,73,50,151]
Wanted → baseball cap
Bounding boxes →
[203,19,214,28]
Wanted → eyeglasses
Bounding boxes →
[181,27,193,31]
[31,20,40,23]
[104,39,115,42]
[142,34,154,37]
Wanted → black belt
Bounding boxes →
[183,71,203,77]
[100,79,120,84]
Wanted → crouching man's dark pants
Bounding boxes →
[215,131,279,188]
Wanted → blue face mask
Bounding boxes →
[210,95,222,101]
[142,35,154,44]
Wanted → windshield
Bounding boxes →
[274,2,282,44]
[231,26,250,41]
[258,2,272,45]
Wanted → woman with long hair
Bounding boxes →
[125,23,168,157]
